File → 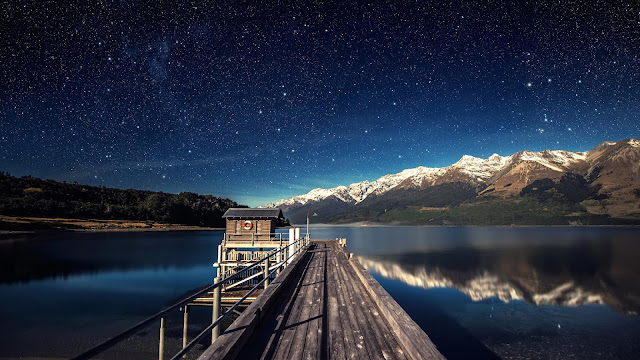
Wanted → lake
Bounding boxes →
[1,227,639,359]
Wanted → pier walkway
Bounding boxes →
[199,241,444,360]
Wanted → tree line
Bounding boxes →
[0,172,241,227]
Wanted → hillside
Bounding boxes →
[0,172,240,230]
[264,139,640,225]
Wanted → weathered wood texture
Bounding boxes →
[199,241,444,360]
[344,248,445,360]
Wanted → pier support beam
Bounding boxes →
[159,317,165,360]
[264,256,270,289]
[182,306,189,349]
[212,277,221,344]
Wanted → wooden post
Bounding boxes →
[212,277,221,343]
[288,228,295,264]
[182,306,189,349]
[159,317,165,360]
[264,255,270,289]
[276,247,282,275]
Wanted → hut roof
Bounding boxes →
[222,208,284,219]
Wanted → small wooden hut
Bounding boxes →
[217,208,290,281]
[222,208,285,243]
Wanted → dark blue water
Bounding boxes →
[0,231,226,358]
[1,227,639,359]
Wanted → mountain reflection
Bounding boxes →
[358,239,640,314]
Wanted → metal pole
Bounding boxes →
[159,317,165,360]
[182,306,189,349]
[264,256,270,289]
[212,278,221,343]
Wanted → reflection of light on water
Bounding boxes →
[358,257,454,288]
[49,266,213,295]
[359,256,605,307]
[359,256,523,302]
[532,282,604,306]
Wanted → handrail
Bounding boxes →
[170,238,309,360]
[70,236,309,360]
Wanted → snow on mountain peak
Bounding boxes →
[263,145,598,208]
[450,153,509,181]
[265,185,349,207]
[265,154,509,207]
[264,165,448,207]
[515,149,586,172]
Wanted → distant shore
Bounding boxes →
[293,221,640,228]
[0,215,222,238]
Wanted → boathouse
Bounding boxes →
[222,208,285,242]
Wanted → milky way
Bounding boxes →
[1,0,639,205]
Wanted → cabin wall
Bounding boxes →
[225,219,276,241]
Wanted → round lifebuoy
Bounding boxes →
[243,220,253,230]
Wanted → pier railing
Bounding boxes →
[224,231,291,245]
[70,235,311,360]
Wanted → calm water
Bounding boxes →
[1,227,639,359]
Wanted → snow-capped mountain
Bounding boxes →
[262,166,446,208]
[263,155,510,208]
[263,139,640,225]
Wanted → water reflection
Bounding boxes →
[358,236,640,314]
[0,231,223,283]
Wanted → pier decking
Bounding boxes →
[199,241,444,360]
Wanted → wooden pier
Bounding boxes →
[199,240,444,360]
[71,208,444,360]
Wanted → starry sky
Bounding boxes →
[1,0,639,206]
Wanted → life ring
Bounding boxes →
[243,220,253,230]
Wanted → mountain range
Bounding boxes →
[263,139,640,225]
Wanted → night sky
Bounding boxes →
[1,1,639,206]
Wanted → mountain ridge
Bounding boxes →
[263,139,640,225]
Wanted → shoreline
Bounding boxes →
[294,221,640,228]
[0,215,223,240]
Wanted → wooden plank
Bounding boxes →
[259,244,319,360]
[330,243,363,359]
[303,243,326,360]
[325,244,347,360]
[331,244,377,360]
[270,245,319,359]
[327,242,369,359]
[336,245,406,360]
[281,245,323,360]
[345,248,445,360]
